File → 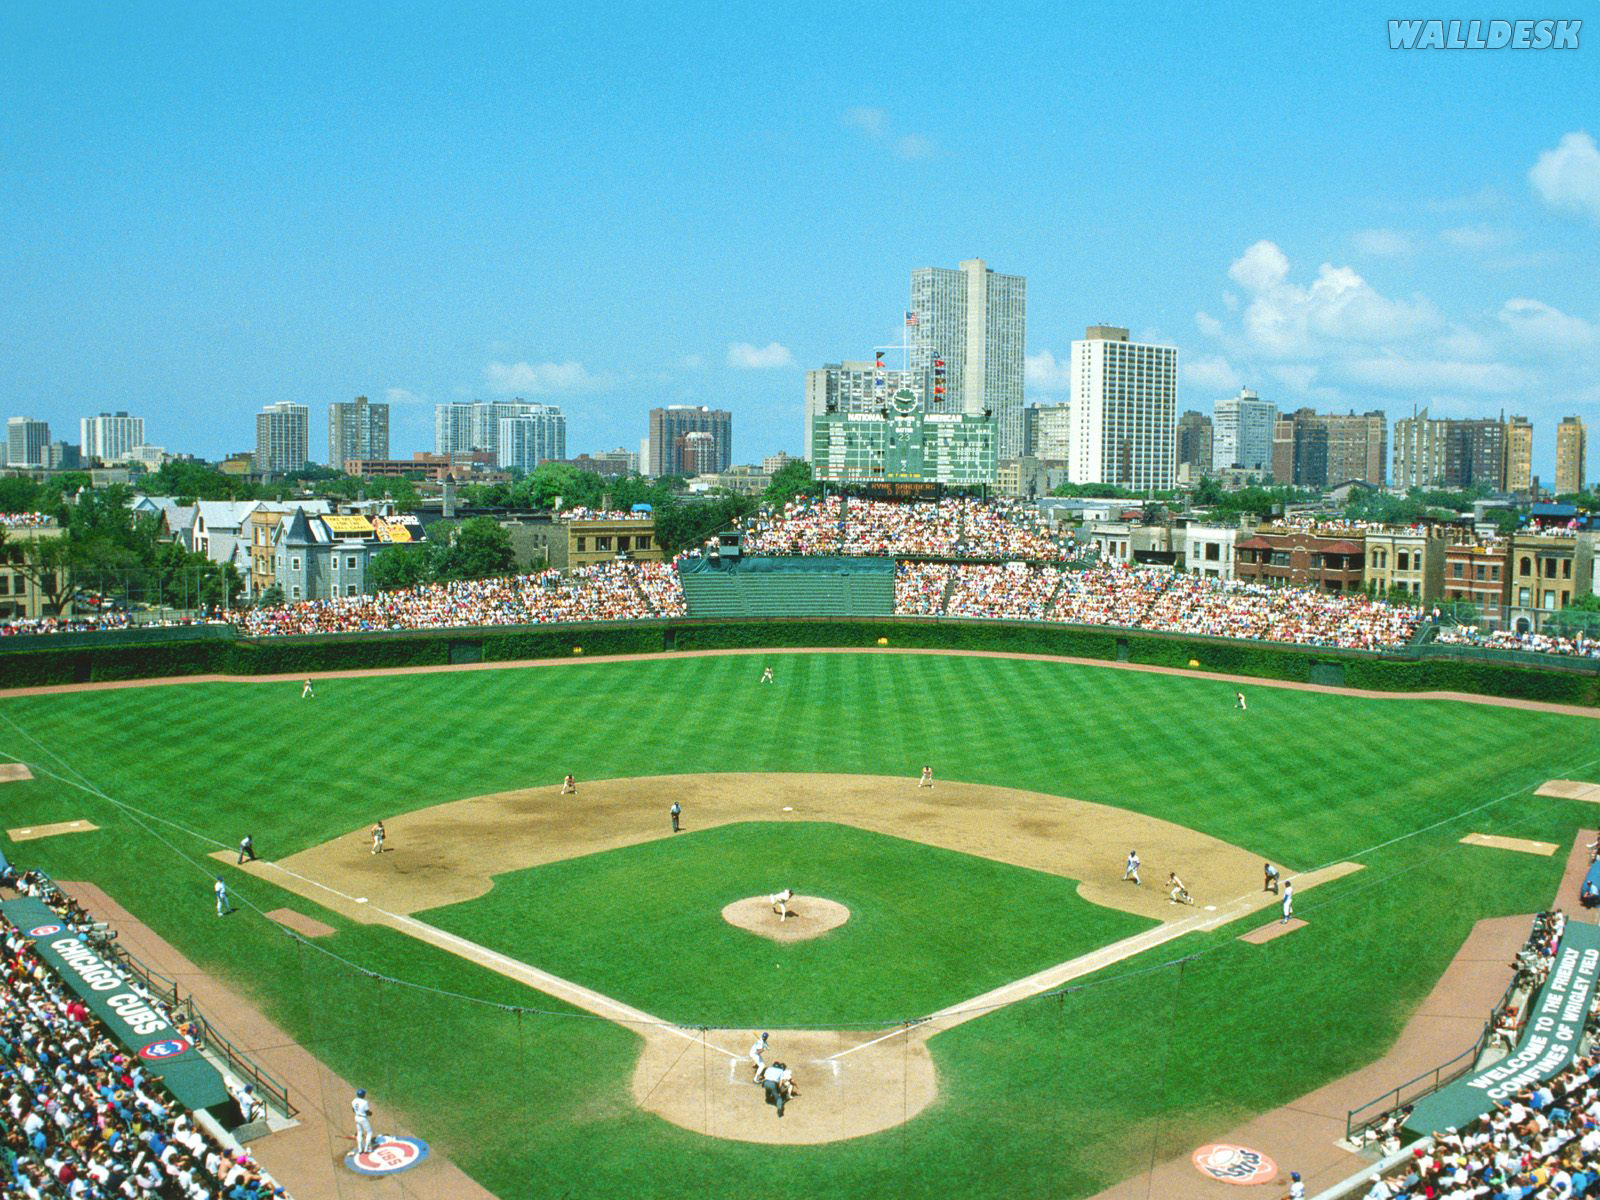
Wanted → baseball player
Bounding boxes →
[1167,872,1191,905]
[371,821,385,855]
[760,666,774,684]
[919,765,933,789]
[1123,850,1141,885]
[771,888,793,921]
[561,774,576,795]
[237,835,256,865]
[352,1089,374,1154]
[1263,862,1280,894]
[301,679,315,699]
[1235,690,1247,711]
[669,801,681,833]
[214,877,232,917]
[749,1032,769,1082]
[1281,880,1295,925]
[1285,1169,1304,1199]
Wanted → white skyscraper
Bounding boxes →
[1211,388,1276,471]
[434,400,551,465]
[80,412,145,464]
[1066,325,1178,491]
[909,258,1026,458]
[255,403,310,474]
[497,406,567,471]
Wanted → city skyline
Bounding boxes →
[2,5,1596,476]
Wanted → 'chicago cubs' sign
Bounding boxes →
[27,924,62,937]
[1191,1143,1278,1185]
[346,1137,430,1176]
[138,1037,192,1061]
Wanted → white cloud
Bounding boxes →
[1351,228,1414,257]
[1225,239,1439,358]
[383,387,425,406]
[1530,131,1600,222]
[1498,298,1599,352]
[483,360,603,395]
[895,134,936,160]
[843,106,888,137]
[679,354,705,369]
[1025,349,1073,392]
[1341,354,1525,393]
[1194,311,1224,338]
[1439,224,1514,251]
[1268,364,1320,394]
[1182,355,1241,393]
[726,341,795,369]
[1435,325,1494,360]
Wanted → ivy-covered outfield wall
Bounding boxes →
[1,618,1597,707]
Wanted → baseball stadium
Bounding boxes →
[4,500,1600,1200]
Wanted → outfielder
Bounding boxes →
[760,666,774,684]
[301,679,316,699]
[1235,690,1247,711]
[1123,850,1141,885]
[352,1089,374,1154]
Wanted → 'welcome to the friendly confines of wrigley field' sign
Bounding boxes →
[1406,920,1600,1136]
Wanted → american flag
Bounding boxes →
[904,310,919,326]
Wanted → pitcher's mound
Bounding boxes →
[721,895,849,942]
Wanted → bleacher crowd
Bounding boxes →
[0,513,54,529]
[897,560,1422,650]
[234,561,685,637]
[1353,912,1600,1199]
[0,868,289,1199]
[1436,626,1600,661]
[740,498,1076,561]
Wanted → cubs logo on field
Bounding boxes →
[138,1037,191,1061]
[27,924,62,937]
[1191,1143,1278,1185]
[346,1137,429,1176]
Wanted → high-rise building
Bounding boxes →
[909,259,1026,458]
[1556,416,1588,496]
[1400,411,1534,493]
[79,412,145,465]
[647,406,732,477]
[255,403,310,475]
[1176,411,1214,480]
[1211,388,1276,471]
[497,406,568,472]
[1277,408,1387,488]
[329,396,390,472]
[1065,325,1178,491]
[433,400,558,466]
[597,447,640,475]
[1025,403,1072,461]
[5,418,50,468]
[1504,416,1533,495]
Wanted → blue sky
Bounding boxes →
[2,2,1597,476]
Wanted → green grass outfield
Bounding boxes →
[1,650,1597,1199]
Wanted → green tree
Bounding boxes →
[764,459,815,506]
[433,517,516,581]
[0,475,46,514]
[368,545,434,593]
[652,493,756,556]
